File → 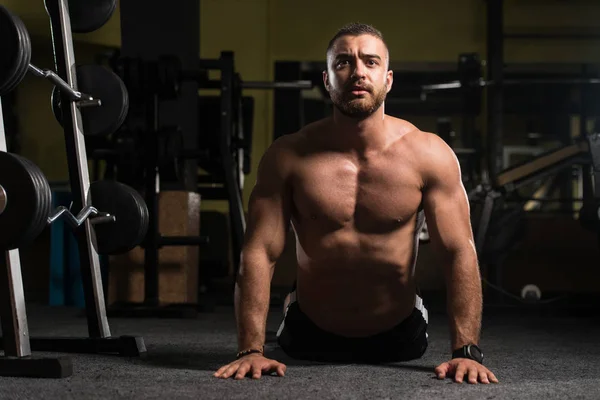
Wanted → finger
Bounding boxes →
[214,364,231,377]
[454,365,467,383]
[221,363,240,379]
[479,371,490,384]
[276,363,287,377]
[260,361,284,377]
[489,371,500,383]
[221,364,241,379]
[435,363,449,379]
[235,363,251,380]
[468,367,479,384]
[251,364,263,380]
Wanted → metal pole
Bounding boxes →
[46,0,110,338]
[143,94,160,306]
[486,0,504,182]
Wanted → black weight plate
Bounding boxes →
[50,85,61,122]
[15,156,44,246]
[52,65,129,137]
[16,155,52,245]
[0,152,46,250]
[4,10,32,95]
[128,186,149,247]
[0,6,29,96]
[89,180,147,255]
[68,0,117,33]
[0,6,22,95]
[0,7,25,95]
[77,64,129,136]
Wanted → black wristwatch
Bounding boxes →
[452,344,484,364]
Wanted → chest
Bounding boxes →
[291,156,423,232]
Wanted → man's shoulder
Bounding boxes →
[271,118,329,152]
[388,117,447,152]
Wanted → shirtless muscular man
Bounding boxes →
[215,22,498,385]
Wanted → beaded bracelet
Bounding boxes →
[236,347,264,359]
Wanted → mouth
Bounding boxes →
[350,87,369,96]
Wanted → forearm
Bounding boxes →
[444,248,482,350]
[234,253,274,352]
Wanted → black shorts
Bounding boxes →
[276,292,429,363]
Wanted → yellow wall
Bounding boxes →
[4,0,600,187]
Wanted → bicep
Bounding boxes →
[421,140,474,255]
[243,143,292,264]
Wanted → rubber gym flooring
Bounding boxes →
[2,301,599,400]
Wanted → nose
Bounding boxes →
[351,59,367,80]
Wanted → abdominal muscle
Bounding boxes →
[293,227,419,338]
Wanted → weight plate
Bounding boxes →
[5,9,32,95]
[51,85,60,123]
[15,155,44,246]
[89,180,149,255]
[129,187,149,248]
[0,152,49,250]
[52,64,130,137]
[16,155,52,246]
[68,0,117,33]
[0,6,30,96]
[0,8,24,95]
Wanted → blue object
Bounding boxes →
[49,190,108,308]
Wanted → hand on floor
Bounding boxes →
[214,354,287,380]
[435,358,499,384]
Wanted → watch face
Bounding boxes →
[469,345,483,361]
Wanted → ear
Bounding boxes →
[385,69,393,93]
[322,70,331,92]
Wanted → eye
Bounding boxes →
[367,59,378,66]
[336,60,349,67]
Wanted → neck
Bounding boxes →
[330,106,388,156]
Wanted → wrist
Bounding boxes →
[452,343,484,364]
[236,346,264,359]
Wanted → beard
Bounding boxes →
[329,82,387,120]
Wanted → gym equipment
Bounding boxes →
[142,55,313,101]
[0,0,146,360]
[0,150,148,253]
[0,152,52,250]
[89,180,149,255]
[579,132,600,234]
[0,6,31,96]
[469,134,597,303]
[51,64,130,137]
[421,50,600,94]
[0,5,128,137]
[65,0,117,33]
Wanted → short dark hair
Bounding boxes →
[326,22,389,65]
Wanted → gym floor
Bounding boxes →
[3,300,600,399]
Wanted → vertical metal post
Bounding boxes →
[220,52,246,277]
[144,94,160,306]
[486,0,504,182]
[45,0,110,338]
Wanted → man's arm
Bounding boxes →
[235,138,293,353]
[420,133,482,351]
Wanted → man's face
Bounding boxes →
[323,34,393,119]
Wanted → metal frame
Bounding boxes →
[0,0,146,356]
